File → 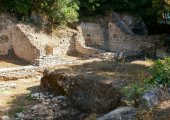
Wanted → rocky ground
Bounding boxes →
[0,59,170,120]
[0,59,151,119]
[0,76,86,120]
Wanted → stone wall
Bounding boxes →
[108,22,148,55]
[77,12,156,56]
[0,13,159,66]
[11,25,41,64]
[0,14,49,65]
[77,23,104,49]
[0,14,42,65]
[0,14,15,55]
[0,14,73,65]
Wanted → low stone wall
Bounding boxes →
[0,66,42,81]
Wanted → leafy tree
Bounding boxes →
[1,0,79,26]
[2,0,32,15]
[0,0,170,30]
[32,0,79,25]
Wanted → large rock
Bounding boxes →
[97,107,137,120]
[142,88,170,108]
[41,70,121,113]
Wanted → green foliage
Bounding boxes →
[1,0,170,28]
[1,0,79,26]
[2,0,32,15]
[145,58,170,87]
[33,0,79,25]
[121,83,148,107]
[146,0,170,25]
[26,93,34,101]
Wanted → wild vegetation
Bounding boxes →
[122,58,170,108]
[146,58,170,89]
[1,0,170,31]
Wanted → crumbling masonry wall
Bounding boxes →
[0,14,14,55]
[11,25,40,64]
[77,13,156,56]
[0,14,42,64]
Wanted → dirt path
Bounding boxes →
[0,77,40,118]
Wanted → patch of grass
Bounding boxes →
[121,83,149,107]
[17,105,26,113]
[84,113,97,120]
[26,93,34,101]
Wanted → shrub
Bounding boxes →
[2,0,32,15]
[145,58,170,88]
[32,0,79,26]
[121,83,148,107]
[1,0,79,26]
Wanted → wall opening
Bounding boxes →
[45,45,53,56]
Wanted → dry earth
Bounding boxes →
[0,58,152,119]
[0,55,30,68]
[0,77,40,118]
[0,58,169,120]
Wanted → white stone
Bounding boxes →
[97,107,137,120]
[57,96,67,100]
[1,116,10,120]
[16,112,25,119]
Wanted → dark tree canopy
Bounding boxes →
[0,0,170,32]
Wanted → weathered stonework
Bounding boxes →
[0,35,9,43]
[77,12,157,56]
[0,14,72,65]
[0,14,15,55]
[0,12,160,66]
[77,23,104,48]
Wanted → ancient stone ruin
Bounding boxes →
[0,12,164,120]
[0,12,158,66]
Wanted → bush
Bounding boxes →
[33,0,79,26]
[1,0,79,26]
[145,58,170,88]
[2,0,32,15]
[121,83,148,107]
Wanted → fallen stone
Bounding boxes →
[41,70,122,113]
[10,84,16,88]
[1,116,10,120]
[57,96,67,100]
[49,94,54,98]
[142,88,170,108]
[16,112,25,119]
[142,89,160,108]
[97,107,137,120]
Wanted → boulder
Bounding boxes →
[1,116,10,120]
[41,69,122,113]
[142,88,170,108]
[97,107,137,120]
[142,89,160,108]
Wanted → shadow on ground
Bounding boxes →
[0,55,31,68]
[1,60,151,119]
[49,60,151,88]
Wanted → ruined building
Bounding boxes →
[0,13,158,65]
